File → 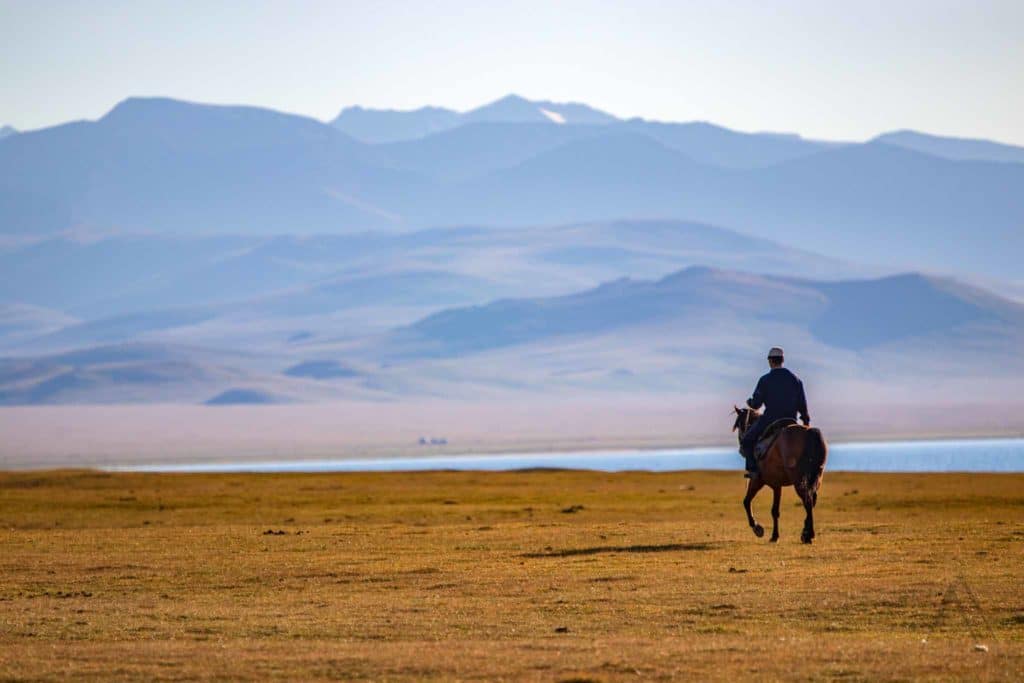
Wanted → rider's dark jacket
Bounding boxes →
[741,367,810,459]
[747,367,810,424]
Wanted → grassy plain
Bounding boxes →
[0,469,1022,681]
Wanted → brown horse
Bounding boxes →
[732,406,828,543]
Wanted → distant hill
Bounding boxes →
[0,304,78,346]
[393,267,1024,357]
[0,97,429,235]
[619,119,832,168]
[12,308,217,351]
[0,343,241,405]
[0,342,372,405]
[205,388,285,405]
[731,142,1024,275]
[874,130,1024,164]
[284,360,359,379]
[331,105,460,144]
[452,131,721,225]
[332,94,616,142]
[377,122,607,181]
[460,94,617,125]
[440,135,1024,277]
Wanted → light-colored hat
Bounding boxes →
[767,347,785,359]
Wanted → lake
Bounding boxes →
[118,437,1024,473]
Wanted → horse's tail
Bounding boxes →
[800,427,827,494]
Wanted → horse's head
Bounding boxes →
[731,405,760,440]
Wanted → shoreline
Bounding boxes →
[2,429,1022,472]
[5,434,1019,474]
[3,430,1023,472]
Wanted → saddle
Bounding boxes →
[754,418,799,461]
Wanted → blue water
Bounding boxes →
[120,438,1024,473]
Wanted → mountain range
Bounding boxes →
[333,95,1024,164]
[1,94,1022,411]
[2,95,1021,279]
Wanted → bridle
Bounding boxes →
[741,409,754,436]
[734,407,755,438]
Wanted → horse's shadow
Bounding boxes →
[522,542,714,558]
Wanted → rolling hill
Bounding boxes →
[0,343,243,405]
[619,119,832,168]
[377,122,608,181]
[0,219,861,345]
[2,264,1021,404]
[392,267,1024,359]
[327,266,1024,404]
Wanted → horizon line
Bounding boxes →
[4,92,1023,150]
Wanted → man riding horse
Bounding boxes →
[740,347,810,478]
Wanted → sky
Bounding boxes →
[2,0,1023,144]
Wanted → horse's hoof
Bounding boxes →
[753,524,765,538]
[769,536,779,543]
[801,534,813,544]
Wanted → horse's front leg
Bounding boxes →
[770,486,781,543]
[743,478,765,538]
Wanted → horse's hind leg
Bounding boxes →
[770,486,781,543]
[743,478,765,538]
[797,485,815,544]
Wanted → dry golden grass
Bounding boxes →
[0,469,1022,681]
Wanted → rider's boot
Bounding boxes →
[741,445,759,479]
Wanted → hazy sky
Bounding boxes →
[2,0,1022,143]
